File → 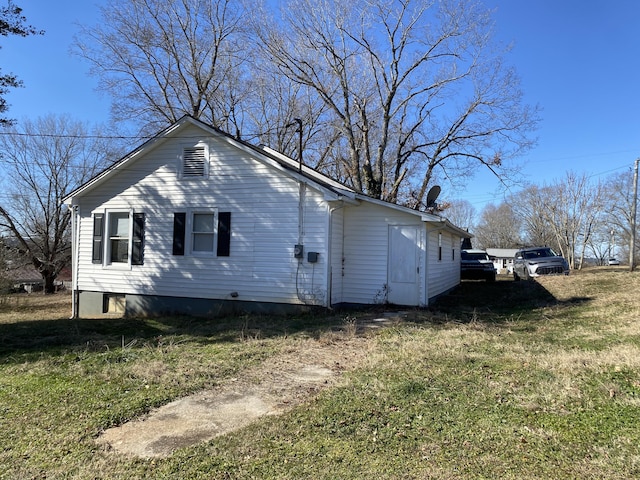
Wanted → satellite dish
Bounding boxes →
[426,185,441,209]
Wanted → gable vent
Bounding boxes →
[182,146,206,177]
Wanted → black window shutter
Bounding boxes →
[131,212,145,265]
[92,214,104,264]
[172,212,186,255]
[217,212,231,257]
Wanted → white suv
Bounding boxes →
[513,247,569,280]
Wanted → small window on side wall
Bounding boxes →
[172,211,231,257]
[192,213,215,253]
[109,212,130,263]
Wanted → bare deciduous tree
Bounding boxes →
[74,0,248,136]
[586,227,613,266]
[602,169,639,263]
[74,0,538,207]
[509,173,605,269]
[441,199,476,233]
[473,202,521,249]
[247,72,336,168]
[0,115,113,292]
[538,173,604,269]
[252,0,539,204]
[508,185,555,248]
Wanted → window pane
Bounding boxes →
[193,213,214,233]
[110,213,130,236]
[108,212,130,263]
[193,233,214,252]
[110,239,129,263]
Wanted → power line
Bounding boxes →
[0,129,638,166]
[0,131,142,140]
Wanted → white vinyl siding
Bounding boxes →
[427,229,460,299]
[70,120,464,312]
[340,202,425,306]
[75,125,330,306]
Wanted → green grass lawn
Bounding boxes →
[1,268,640,479]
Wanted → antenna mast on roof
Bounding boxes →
[285,118,303,172]
[294,118,302,172]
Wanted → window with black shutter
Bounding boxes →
[93,210,145,266]
[172,211,231,257]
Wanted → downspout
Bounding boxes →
[298,182,306,248]
[296,180,307,304]
[71,205,80,319]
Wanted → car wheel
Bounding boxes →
[513,271,520,281]
[487,273,496,282]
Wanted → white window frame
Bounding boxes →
[105,209,133,268]
[187,209,218,256]
[179,141,210,179]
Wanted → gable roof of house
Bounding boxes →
[62,115,469,236]
[63,116,354,204]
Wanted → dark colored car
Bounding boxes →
[461,249,496,282]
[513,247,569,280]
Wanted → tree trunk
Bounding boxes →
[42,272,57,294]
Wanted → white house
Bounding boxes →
[486,248,519,274]
[63,116,468,318]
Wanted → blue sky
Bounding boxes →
[1,0,639,212]
[474,0,640,210]
[0,1,108,124]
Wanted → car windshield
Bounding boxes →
[523,248,557,259]
[462,252,488,261]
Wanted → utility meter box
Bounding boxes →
[294,244,304,258]
[307,251,319,263]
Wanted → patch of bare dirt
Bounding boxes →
[97,313,405,458]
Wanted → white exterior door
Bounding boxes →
[388,225,420,305]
